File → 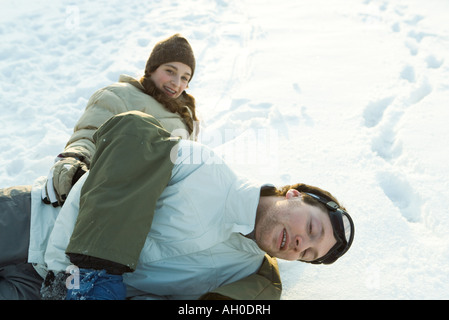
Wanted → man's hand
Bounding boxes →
[42,156,88,207]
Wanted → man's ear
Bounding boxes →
[286,189,301,199]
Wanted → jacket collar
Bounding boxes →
[118,74,145,91]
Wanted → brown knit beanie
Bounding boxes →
[144,34,196,81]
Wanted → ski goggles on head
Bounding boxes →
[303,192,355,265]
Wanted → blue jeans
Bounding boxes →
[66,269,126,300]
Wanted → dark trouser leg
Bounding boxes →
[0,263,42,300]
[0,186,43,299]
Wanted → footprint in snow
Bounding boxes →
[370,110,403,161]
[425,55,444,69]
[400,65,415,83]
[377,170,422,223]
[405,79,432,106]
[362,96,395,128]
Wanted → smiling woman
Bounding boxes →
[40,33,200,208]
[139,34,199,138]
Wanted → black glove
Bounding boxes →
[40,270,69,300]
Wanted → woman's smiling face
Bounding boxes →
[150,61,192,99]
[254,189,337,261]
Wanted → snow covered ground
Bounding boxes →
[1,0,448,299]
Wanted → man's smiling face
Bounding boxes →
[254,189,337,261]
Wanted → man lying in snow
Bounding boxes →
[0,111,354,300]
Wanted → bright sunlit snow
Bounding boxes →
[1,0,448,299]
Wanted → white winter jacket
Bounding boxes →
[30,140,266,299]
